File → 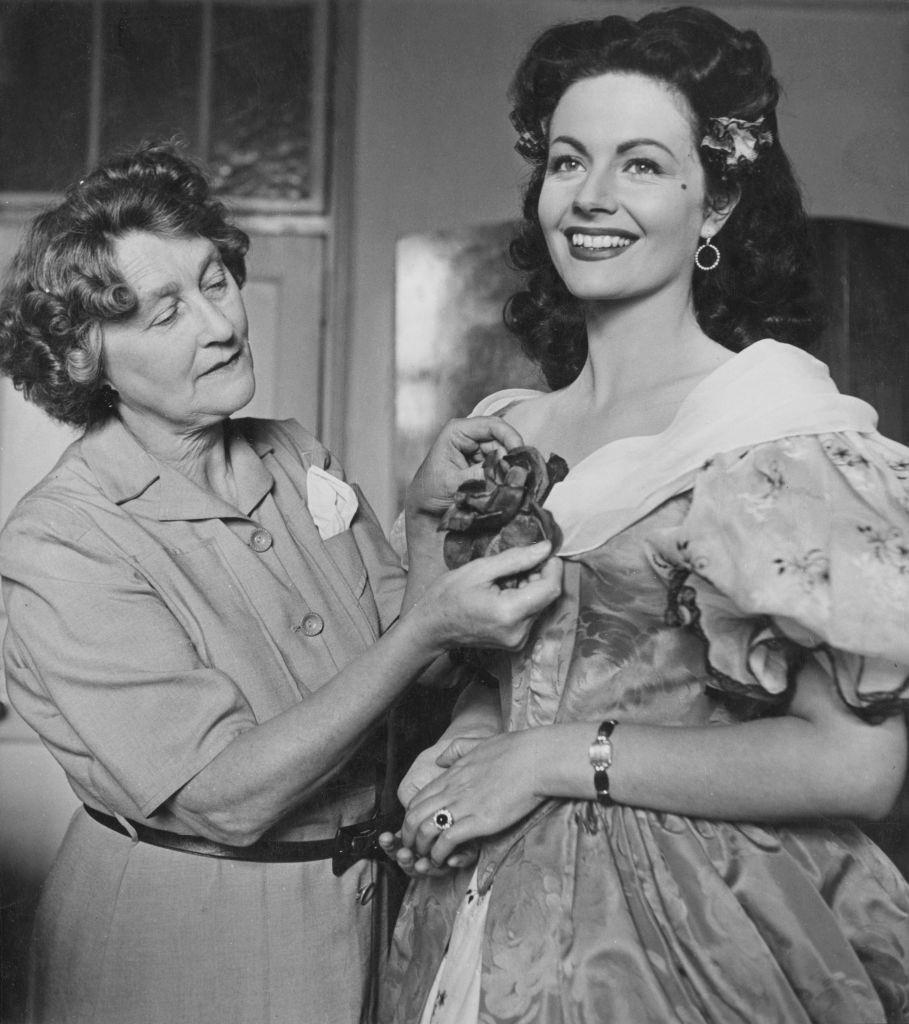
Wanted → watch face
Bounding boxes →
[588,738,613,770]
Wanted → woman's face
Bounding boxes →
[537,72,731,305]
[101,231,254,436]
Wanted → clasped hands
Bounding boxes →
[379,727,542,876]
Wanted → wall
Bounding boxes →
[346,0,909,525]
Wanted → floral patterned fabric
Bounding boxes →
[381,345,909,1024]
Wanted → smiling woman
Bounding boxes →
[538,74,734,309]
[380,9,909,1024]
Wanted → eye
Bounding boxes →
[203,272,228,296]
[547,153,583,174]
[625,157,661,176]
[151,303,180,328]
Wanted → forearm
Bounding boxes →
[171,612,440,843]
[172,541,562,844]
[400,509,446,616]
[446,679,502,738]
[535,711,907,823]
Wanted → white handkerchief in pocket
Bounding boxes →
[306,465,359,540]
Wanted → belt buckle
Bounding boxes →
[332,818,380,877]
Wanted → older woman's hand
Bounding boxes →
[413,540,562,654]
[377,829,479,877]
[406,416,524,519]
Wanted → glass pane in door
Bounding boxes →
[100,1,202,154]
[210,4,318,205]
[0,1,92,191]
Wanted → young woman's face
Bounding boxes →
[538,72,730,305]
[101,231,255,436]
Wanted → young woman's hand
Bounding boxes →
[397,732,491,808]
[380,730,486,877]
[398,729,544,866]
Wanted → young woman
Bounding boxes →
[380,8,909,1023]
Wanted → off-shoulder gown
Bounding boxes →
[381,341,909,1024]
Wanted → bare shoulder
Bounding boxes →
[499,390,561,445]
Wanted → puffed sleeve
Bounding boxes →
[0,497,258,818]
[658,432,909,718]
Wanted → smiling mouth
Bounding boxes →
[567,232,635,252]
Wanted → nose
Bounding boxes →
[196,295,236,345]
[572,168,619,216]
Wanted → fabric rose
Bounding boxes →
[440,446,568,582]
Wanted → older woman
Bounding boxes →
[0,143,561,1024]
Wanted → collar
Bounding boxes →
[494,340,878,556]
[80,417,275,522]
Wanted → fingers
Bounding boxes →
[435,735,483,767]
[405,811,464,864]
[448,416,523,457]
[470,539,554,582]
[378,830,477,877]
[486,553,564,618]
[420,542,562,653]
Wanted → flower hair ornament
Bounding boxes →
[701,116,773,171]
[514,125,548,162]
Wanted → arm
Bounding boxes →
[2,425,558,848]
[401,659,907,863]
[172,416,533,842]
[171,542,559,844]
[396,678,502,809]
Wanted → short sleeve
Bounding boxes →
[0,499,257,818]
[661,432,909,717]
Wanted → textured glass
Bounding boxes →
[210,4,316,203]
[0,1,92,191]
[395,222,544,507]
[100,2,202,156]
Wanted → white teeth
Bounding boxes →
[570,233,633,249]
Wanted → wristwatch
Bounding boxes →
[588,719,618,806]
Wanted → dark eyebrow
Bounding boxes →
[616,137,676,159]
[549,134,677,161]
[549,134,590,158]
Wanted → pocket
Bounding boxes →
[322,528,368,598]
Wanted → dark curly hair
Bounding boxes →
[504,7,823,389]
[0,141,250,428]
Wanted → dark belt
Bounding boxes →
[83,803,401,877]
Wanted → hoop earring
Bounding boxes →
[695,238,721,272]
